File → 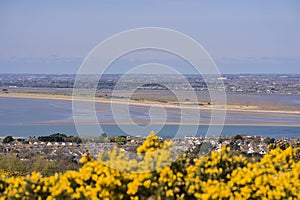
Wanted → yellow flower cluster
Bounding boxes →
[136,131,168,154]
[0,169,18,177]
[0,133,299,200]
[268,141,300,162]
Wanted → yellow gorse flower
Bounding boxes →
[0,132,299,199]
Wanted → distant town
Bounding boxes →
[0,73,299,95]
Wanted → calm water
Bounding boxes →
[0,96,299,138]
[0,124,300,138]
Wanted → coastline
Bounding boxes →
[30,121,300,127]
[0,92,299,137]
[0,92,300,115]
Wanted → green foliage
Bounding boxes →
[0,154,27,176]
[113,136,127,144]
[30,156,57,176]
[38,133,81,143]
[190,142,214,157]
[3,136,14,144]
[0,153,79,177]
[232,134,243,141]
[264,137,275,144]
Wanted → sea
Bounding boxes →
[0,94,299,138]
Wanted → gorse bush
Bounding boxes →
[0,132,299,200]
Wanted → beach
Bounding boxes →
[0,91,299,129]
[1,92,299,115]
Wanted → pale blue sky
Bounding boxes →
[0,0,299,74]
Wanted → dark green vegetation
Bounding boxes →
[111,136,127,144]
[37,133,82,143]
[2,136,14,144]
[0,153,79,176]
[2,133,82,144]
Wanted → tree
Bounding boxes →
[264,137,275,145]
[232,134,243,141]
[3,136,14,143]
[114,136,127,144]
[194,142,213,155]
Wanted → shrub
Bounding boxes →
[0,133,299,199]
[2,136,14,144]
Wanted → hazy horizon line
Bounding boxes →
[0,72,299,76]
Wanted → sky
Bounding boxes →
[0,0,299,74]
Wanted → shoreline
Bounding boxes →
[30,121,300,127]
[1,92,300,115]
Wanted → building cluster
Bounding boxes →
[222,74,300,94]
[172,135,270,156]
[0,140,85,163]
[1,134,299,163]
[0,74,299,95]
